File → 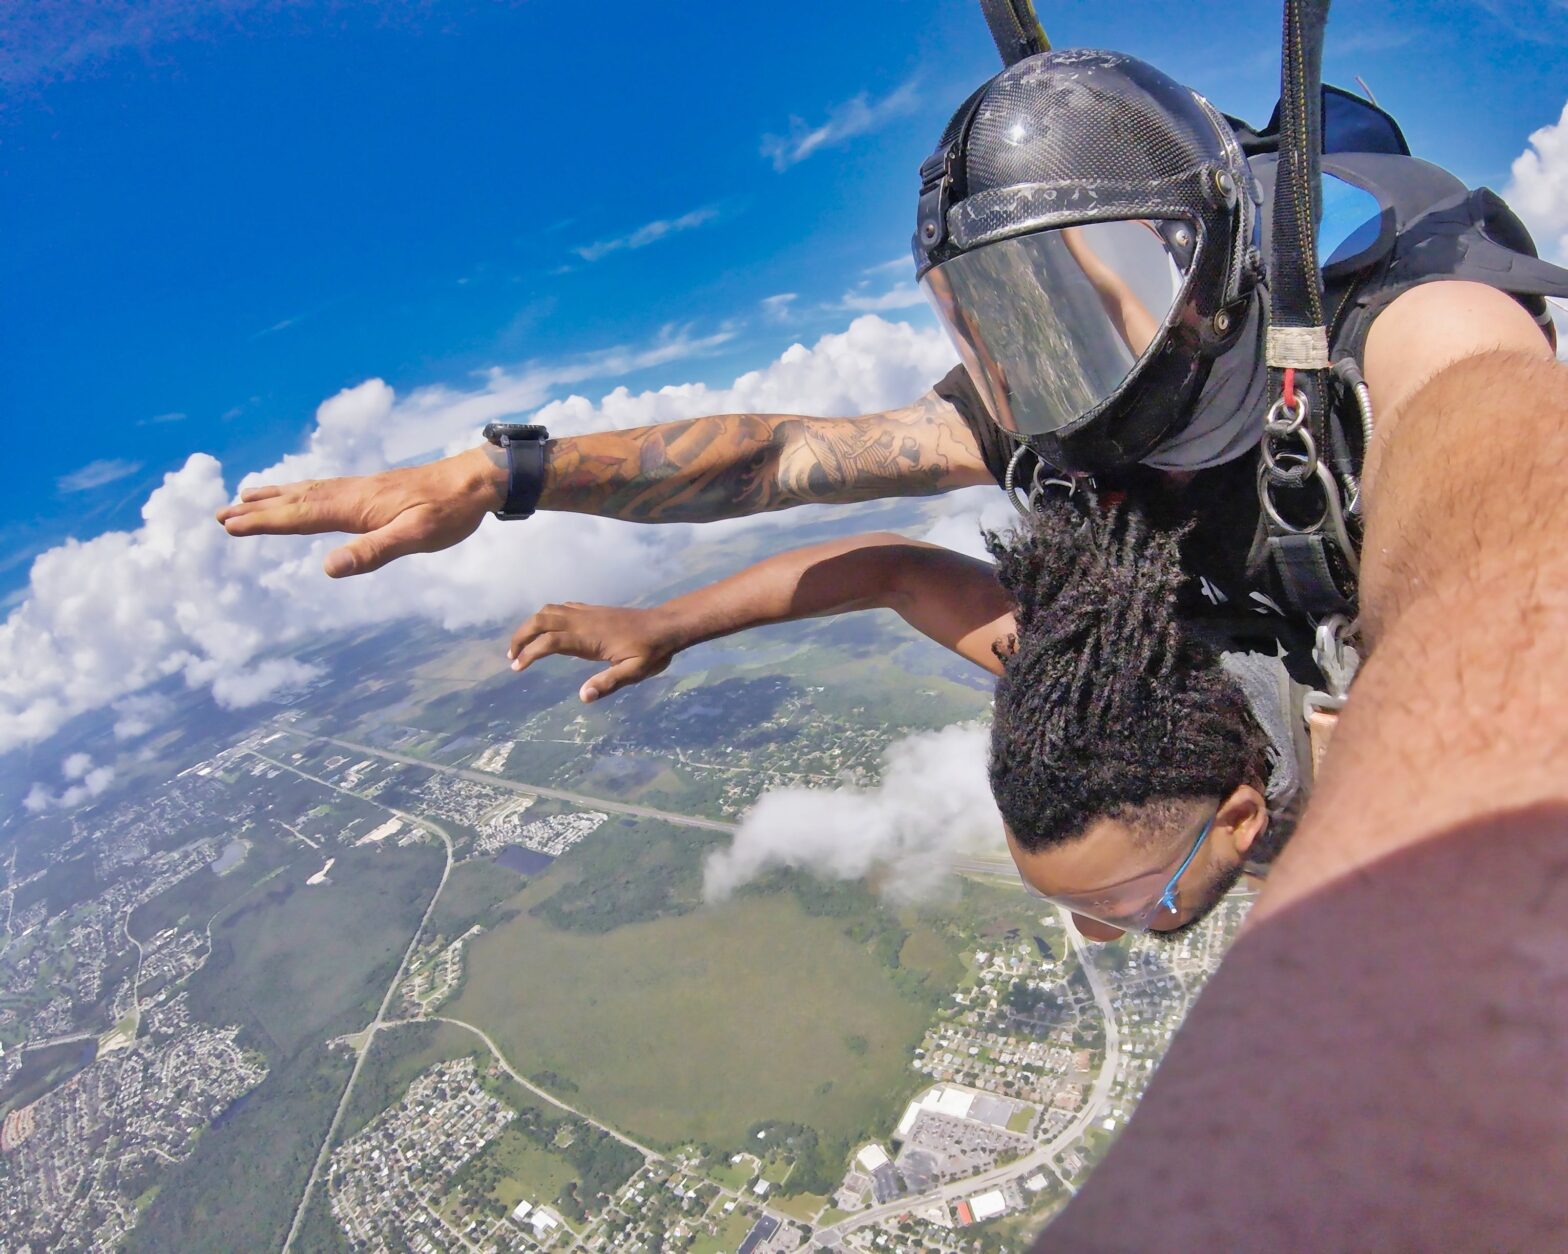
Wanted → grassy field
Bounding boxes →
[770,1190,828,1222]
[426,859,528,940]
[0,1040,97,1118]
[473,1128,578,1210]
[449,886,940,1150]
[690,1208,758,1254]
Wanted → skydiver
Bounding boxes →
[502,500,1303,944]
[214,35,1568,1242]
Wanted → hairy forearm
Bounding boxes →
[1040,351,1568,1247]
[536,392,987,523]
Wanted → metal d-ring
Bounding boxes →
[1257,454,1361,577]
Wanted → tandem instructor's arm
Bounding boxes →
[214,391,991,577]
[506,534,1015,703]
[1038,281,1568,1249]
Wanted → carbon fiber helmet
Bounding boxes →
[914,49,1260,473]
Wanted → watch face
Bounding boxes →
[483,422,547,445]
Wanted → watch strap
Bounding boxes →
[484,425,549,521]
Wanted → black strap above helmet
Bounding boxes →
[978,0,1050,66]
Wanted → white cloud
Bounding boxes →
[760,293,798,323]
[761,81,920,172]
[863,257,912,276]
[0,315,955,754]
[58,458,142,493]
[1505,99,1568,264]
[112,693,174,741]
[834,281,927,314]
[703,723,1005,904]
[24,753,116,812]
[917,486,1019,561]
[574,207,719,263]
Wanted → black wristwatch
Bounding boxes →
[481,423,550,520]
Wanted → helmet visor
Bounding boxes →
[921,219,1194,439]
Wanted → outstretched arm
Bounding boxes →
[507,533,1014,703]
[1037,286,1568,1246]
[215,391,991,577]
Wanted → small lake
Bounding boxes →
[209,839,248,876]
[494,846,554,876]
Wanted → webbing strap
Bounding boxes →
[1258,0,1361,620]
[1267,533,1349,618]
[1269,0,1330,348]
[977,0,1050,66]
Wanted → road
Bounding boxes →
[400,1014,657,1158]
[290,731,740,834]
[122,911,145,1035]
[1042,905,1121,1161]
[949,854,1018,881]
[253,749,459,1254]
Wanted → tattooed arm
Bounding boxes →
[216,390,991,576]
[539,392,989,521]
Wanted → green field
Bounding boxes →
[0,1040,98,1118]
[690,1208,758,1254]
[449,886,941,1150]
[469,1127,578,1210]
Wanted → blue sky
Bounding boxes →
[4,0,1567,604]
[1,0,1565,775]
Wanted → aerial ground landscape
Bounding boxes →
[0,500,1252,1253]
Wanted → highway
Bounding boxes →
[287,731,741,834]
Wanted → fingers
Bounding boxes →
[509,607,565,662]
[216,483,296,525]
[217,493,327,535]
[510,631,574,674]
[324,510,434,578]
[580,656,648,703]
[216,478,366,535]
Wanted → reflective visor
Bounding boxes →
[922,219,1194,438]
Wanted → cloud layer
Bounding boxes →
[703,723,1004,903]
[0,315,955,755]
[1506,99,1568,265]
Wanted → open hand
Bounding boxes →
[508,603,681,703]
[215,447,506,578]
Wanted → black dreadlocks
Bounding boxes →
[987,496,1270,853]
